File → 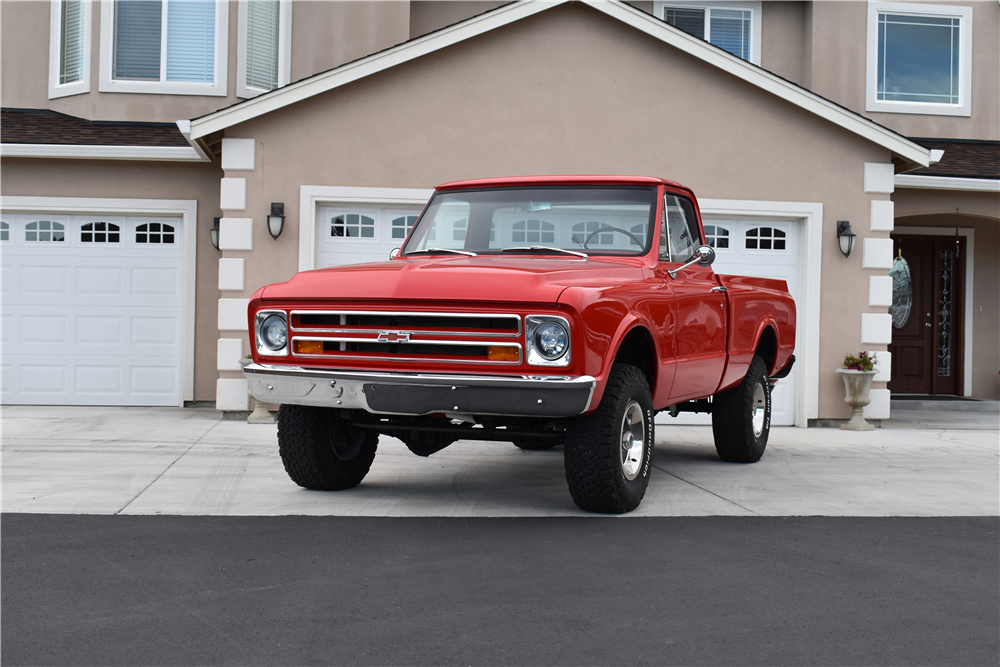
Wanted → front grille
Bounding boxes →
[288,309,523,365]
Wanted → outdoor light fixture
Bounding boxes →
[267,203,285,240]
[837,220,856,258]
[210,217,220,251]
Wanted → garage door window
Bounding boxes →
[390,215,418,240]
[513,219,555,245]
[1,221,8,242]
[136,222,175,244]
[745,226,786,250]
[25,220,65,242]
[81,222,121,243]
[704,224,731,249]
[331,213,375,239]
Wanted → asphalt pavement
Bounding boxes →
[2,404,998,666]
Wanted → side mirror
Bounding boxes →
[695,244,715,266]
[668,244,716,279]
[389,248,400,260]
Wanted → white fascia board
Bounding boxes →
[894,174,1000,192]
[191,0,566,139]
[190,0,929,169]
[0,143,207,162]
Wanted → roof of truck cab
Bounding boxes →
[435,175,690,191]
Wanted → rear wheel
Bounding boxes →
[277,405,378,490]
[563,364,654,514]
[712,355,771,463]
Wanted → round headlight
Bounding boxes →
[533,321,568,360]
[261,315,287,351]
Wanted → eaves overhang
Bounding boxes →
[188,0,930,169]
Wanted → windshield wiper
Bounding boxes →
[501,246,588,259]
[407,247,478,257]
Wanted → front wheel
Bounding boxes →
[564,364,654,514]
[277,405,378,490]
[712,355,771,462]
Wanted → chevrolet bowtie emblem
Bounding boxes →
[377,331,411,343]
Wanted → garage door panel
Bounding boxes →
[1,213,183,406]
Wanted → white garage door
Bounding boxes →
[315,206,424,268]
[1,213,184,406]
[659,217,801,427]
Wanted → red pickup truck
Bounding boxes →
[245,176,795,513]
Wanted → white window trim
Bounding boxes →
[299,186,433,272]
[654,1,762,65]
[236,0,292,99]
[699,199,823,428]
[893,225,974,396]
[98,0,229,97]
[0,195,199,405]
[49,0,93,99]
[865,1,973,117]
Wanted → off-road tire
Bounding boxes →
[277,404,378,490]
[512,436,557,451]
[563,364,654,514]
[712,355,771,463]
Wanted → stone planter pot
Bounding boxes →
[835,368,878,431]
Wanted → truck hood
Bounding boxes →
[261,256,648,304]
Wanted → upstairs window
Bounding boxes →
[655,2,761,64]
[99,0,229,96]
[49,0,92,99]
[238,0,291,98]
[866,2,972,116]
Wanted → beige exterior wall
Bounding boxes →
[807,0,999,140]
[1,1,410,124]
[893,188,1000,399]
[216,2,903,419]
[0,157,223,402]
[410,1,509,39]
[761,1,808,87]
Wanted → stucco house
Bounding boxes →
[2,0,997,427]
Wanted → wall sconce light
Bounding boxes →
[267,203,285,240]
[210,217,221,251]
[837,220,856,258]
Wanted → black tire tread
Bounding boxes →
[277,404,377,490]
[564,364,653,514]
[712,355,770,463]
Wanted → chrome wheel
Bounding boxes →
[620,400,646,481]
[751,381,767,438]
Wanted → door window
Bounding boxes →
[661,194,700,262]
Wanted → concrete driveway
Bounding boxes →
[2,405,997,517]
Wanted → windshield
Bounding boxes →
[401,186,657,257]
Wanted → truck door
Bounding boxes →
[657,193,728,402]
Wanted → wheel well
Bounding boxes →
[755,326,777,374]
[613,326,656,389]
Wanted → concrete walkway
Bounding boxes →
[2,405,997,517]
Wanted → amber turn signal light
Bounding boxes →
[294,340,324,355]
[487,346,520,362]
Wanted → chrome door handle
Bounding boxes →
[710,286,728,293]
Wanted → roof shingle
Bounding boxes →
[909,138,1000,180]
[1,108,189,147]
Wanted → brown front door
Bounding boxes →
[887,234,964,395]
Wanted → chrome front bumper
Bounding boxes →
[243,363,596,417]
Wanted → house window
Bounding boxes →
[866,2,972,116]
[81,222,121,243]
[99,0,228,96]
[49,0,92,99]
[237,0,291,98]
[655,2,762,64]
[136,222,175,244]
[26,221,66,243]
